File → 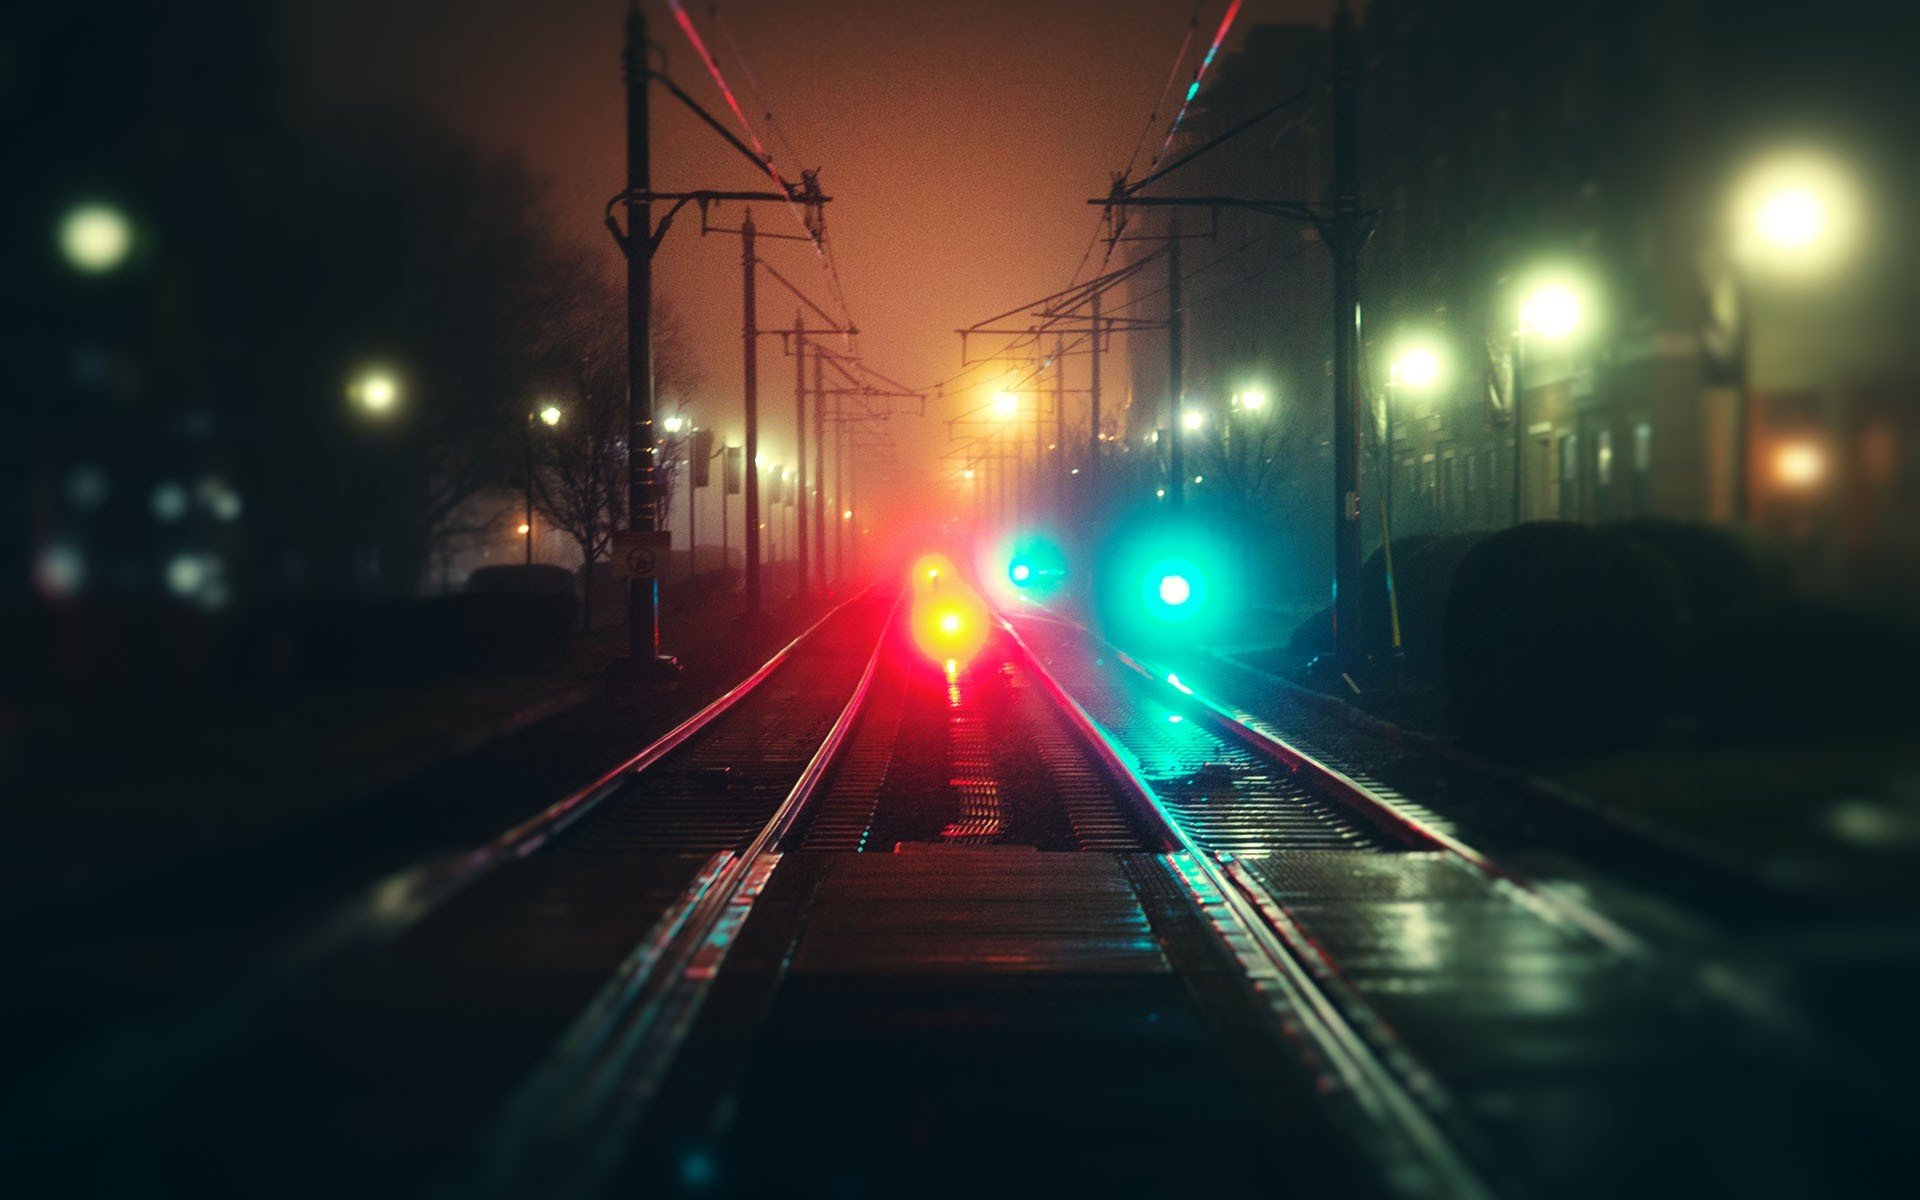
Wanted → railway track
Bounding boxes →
[21,571,1899,1197]
[1002,604,1908,1198]
[449,575,1488,1198]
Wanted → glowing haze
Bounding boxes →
[283,0,1327,532]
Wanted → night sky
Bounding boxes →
[281,0,1332,489]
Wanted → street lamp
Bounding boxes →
[1510,274,1591,521]
[662,412,686,435]
[1724,150,1861,517]
[348,368,401,417]
[1385,341,1446,537]
[992,391,1019,420]
[1181,408,1207,434]
[58,202,133,274]
[524,401,562,564]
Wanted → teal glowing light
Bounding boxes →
[1142,557,1208,624]
[1009,558,1033,585]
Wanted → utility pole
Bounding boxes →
[619,2,672,676]
[793,312,809,598]
[1055,334,1067,521]
[1032,346,1043,526]
[1329,1,1363,666]
[742,210,762,614]
[834,393,845,581]
[812,344,826,592]
[1088,289,1102,502]
[1168,218,1185,510]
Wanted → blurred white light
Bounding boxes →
[1181,409,1205,432]
[1392,344,1444,392]
[166,553,206,597]
[1519,282,1584,340]
[660,412,684,434]
[540,404,564,427]
[1733,152,1860,276]
[59,203,132,274]
[33,543,86,598]
[1236,388,1268,412]
[1158,574,1192,605]
[351,369,400,415]
[992,391,1018,419]
[152,482,188,522]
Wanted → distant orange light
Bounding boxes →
[1773,439,1828,490]
[516,522,531,535]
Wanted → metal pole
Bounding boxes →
[1732,272,1752,521]
[812,346,826,590]
[794,314,809,597]
[524,416,534,565]
[1088,289,1102,501]
[742,210,762,613]
[1055,334,1067,521]
[1032,346,1043,525]
[1384,380,1394,541]
[1329,1,1363,665]
[1511,337,1526,524]
[834,393,844,581]
[1168,219,1185,510]
[622,3,664,664]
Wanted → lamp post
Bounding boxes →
[1384,344,1442,538]
[1726,151,1859,520]
[661,412,686,579]
[525,402,562,564]
[1227,386,1269,610]
[1511,279,1586,523]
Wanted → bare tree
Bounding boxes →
[534,287,700,627]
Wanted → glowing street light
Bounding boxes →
[1390,344,1444,393]
[523,401,564,563]
[58,202,132,274]
[661,412,686,435]
[517,522,531,536]
[992,391,1019,420]
[1233,387,1269,413]
[1772,438,1828,491]
[1510,271,1594,521]
[1724,150,1862,517]
[1518,281,1585,341]
[349,368,400,417]
[1181,409,1206,434]
[1733,152,1859,277]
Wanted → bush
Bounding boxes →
[1692,599,1920,740]
[465,564,577,602]
[1603,519,1791,626]
[1443,522,1684,753]
[1361,531,1492,679]
[234,593,573,689]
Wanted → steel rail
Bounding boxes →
[996,613,1494,1200]
[459,592,903,1200]
[32,593,875,1131]
[1009,602,1643,956]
